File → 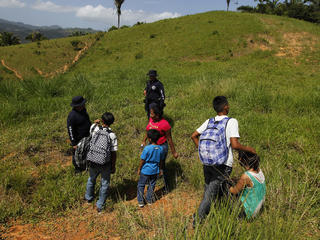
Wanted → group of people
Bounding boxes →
[67,70,266,221]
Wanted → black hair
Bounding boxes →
[238,151,260,171]
[101,112,115,126]
[147,129,161,144]
[150,104,163,118]
[213,96,228,113]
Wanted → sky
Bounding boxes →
[0,0,257,30]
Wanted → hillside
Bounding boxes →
[0,18,97,43]
[0,11,319,239]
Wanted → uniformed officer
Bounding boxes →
[144,70,165,118]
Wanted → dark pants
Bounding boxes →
[198,165,232,220]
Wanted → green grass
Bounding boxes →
[0,11,319,239]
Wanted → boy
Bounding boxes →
[137,129,164,207]
[191,96,256,222]
[84,112,117,213]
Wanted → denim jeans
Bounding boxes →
[137,173,158,204]
[198,165,232,220]
[85,163,111,210]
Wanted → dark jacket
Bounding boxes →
[145,79,165,104]
[67,108,91,146]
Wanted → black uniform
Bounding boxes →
[67,108,91,172]
[145,79,165,117]
[67,108,91,146]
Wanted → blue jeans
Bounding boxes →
[137,173,158,204]
[85,163,111,210]
[198,165,232,220]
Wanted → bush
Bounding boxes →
[108,26,118,32]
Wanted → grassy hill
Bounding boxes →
[0,11,319,239]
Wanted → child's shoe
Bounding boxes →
[138,203,144,208]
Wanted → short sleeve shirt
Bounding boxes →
[146,118,171,145]
[140,144,164,175]
[90,124,118,151]
[196,115,240,167]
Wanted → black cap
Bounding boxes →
[147,69,157,77]
[70,96,86,107]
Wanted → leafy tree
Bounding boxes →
[114,0,125,29]
[25,32,48,42]
[0,32,20,46]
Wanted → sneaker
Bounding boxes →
[147,202,152,206]
[97,207,102,214]
[138,203,144,208]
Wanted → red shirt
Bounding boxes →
[146,118,171,145]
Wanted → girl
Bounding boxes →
[141,105,178,191]
[229,151,266,219]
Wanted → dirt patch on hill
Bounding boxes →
[275,32,318,58]
[35,42,91,78]
[1,59,23,80]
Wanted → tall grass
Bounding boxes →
[0,11,319,239]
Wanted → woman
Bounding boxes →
[141,105,178,191]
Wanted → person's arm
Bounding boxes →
[229,173,250,195]
[111,151,117,174]
[191,130,201,148]
[230,138,256,154]
[137,159,145,175]
[67,115,77,149]
[166,129,178,158]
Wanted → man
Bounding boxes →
[67,96,91,173]
[144,69,165,118]
[191,96,256,223]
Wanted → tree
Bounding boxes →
[227,0,231,11]
[0,32,20,46]
[114,0,125,29]
[25,31,47,42]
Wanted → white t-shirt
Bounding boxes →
[196,115,240,167]
[90,124,118,152]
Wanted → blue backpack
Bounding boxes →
[199,117,230,165]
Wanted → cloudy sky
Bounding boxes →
[0,0,257,30]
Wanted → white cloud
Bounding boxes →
[0,0,26,8]
[76,4,181,26]
[32,0,77,13]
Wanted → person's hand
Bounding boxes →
[94,119,101,124]
[73,145,77,150]
[172,152,179,159]
[137,169,141,176]
[141,142,146,148]
[247,147,257,154]
[159,169,163,177]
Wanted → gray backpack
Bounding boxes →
[86,126,112,165]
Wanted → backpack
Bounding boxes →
[199,117,230,166]
[74,124,97,172]
[86,126,112,165]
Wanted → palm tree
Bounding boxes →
[227,0,231,11]
[114,0,125,29]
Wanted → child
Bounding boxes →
[84,112,118,213]
[229,151,266,219]
[137,129,164,207]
